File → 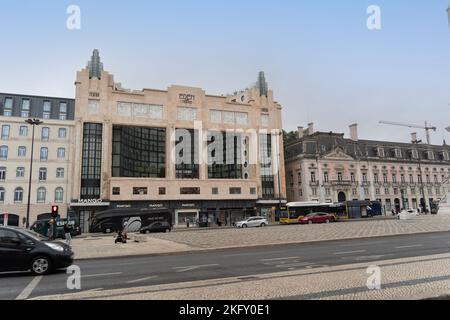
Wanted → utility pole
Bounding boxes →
[25,118,43,228]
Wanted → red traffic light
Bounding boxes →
[51,206,59,217]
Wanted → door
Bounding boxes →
[338,192,347,203]
[0,229,30,271]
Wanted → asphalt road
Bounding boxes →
[1,231,450,300]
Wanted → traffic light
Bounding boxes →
[51,205,59,218]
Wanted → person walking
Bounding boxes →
[46,220,54,240]
[64,223,72,247]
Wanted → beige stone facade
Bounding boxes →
[70,51,286,231]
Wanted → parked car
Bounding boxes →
[140,221,172,234]
[300,213,336,225]
[397,209,419,220]
[236,217,269,228]
[0,226,74,275]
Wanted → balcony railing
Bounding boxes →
[330,180,352,187]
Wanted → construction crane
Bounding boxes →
[379,121,437,145]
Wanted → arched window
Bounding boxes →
[55,187,64,203]
[37,187,46,203]
[14,187,24,203]
[0,187,5,203]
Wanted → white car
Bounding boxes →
[236,217,269,228]
[397,209,419,220]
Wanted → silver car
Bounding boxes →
[236,217,269,228]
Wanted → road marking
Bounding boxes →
[82,272,122,278]
[339,241,387,247]
[395,244,424,249]
[127,276,158,284]
[16,276,43,300]
[174,264,219,273]
[333,250,367,255]
[260,257,300,262]
[276,262,313,268]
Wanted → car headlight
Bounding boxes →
[45,242,65,252]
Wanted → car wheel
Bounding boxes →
[260,223,266,227]
[31,256,52,275]
[325,219,330,224]
[165,229,170,233]
[145,230,151,234]
[308,220,313,225]
[242,224,248,228]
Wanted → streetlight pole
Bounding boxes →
[275,131,283,221]
[25,118,43,228]
[412,138,427,214]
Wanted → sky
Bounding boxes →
[1,0,450,145]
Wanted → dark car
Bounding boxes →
[300,213,336,225]
[0,226,74,275]
[30,219,81,239]
[140,221,172,234]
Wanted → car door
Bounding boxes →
[314,214,324,223]
[0,229,30,271]
[247,218,257,227]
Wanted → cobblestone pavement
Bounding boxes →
[34,253,450,300]
[71,215,450,260]
[148,215,450,250]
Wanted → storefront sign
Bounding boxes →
[149,203,164,208]
[78,199,103,204]
[181,203,196,208]
[89,92,100,98]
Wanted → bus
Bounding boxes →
[280,201,347,224]
[90,208,173,234]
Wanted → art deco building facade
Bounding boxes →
[285,124,450,214]
[0,93,75,226]
[70,50,286,232]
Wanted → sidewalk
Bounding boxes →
[71,215,450,260]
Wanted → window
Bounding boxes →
[312,188,318,196]
[223,111,235,124]
[401,174,405,184]
[352,188,358,196]
[41,127,50,141]
[259,134,274,198]
[427,151,435,160]
[395,149,402,158]
[81,123,103,200]
[18,146,26,157]
[377,147,385,157]
[159,187,166,195]
[175,129,199,179]
[323,172,329,183]
[362,173,368,183]
[112,187,121,195]
[235,112,248,125]
[19,126,28,136]
[3,97,13,116]
[43,101,52,119]
[39,168,47,181]
[21,99,30,117]
[426,175,431,184]
[311,172,316,183]
[180,187,200,195]
[1,125,10,140]
[383,173,388,183]
[229,187,242,195]
[411,150,419,159]
[56,168,65,178]
[212,188,219,195]
[59,102,68,120]
[133,187,148,195]
[392,174,397,184]
[411,188,416,195]
[57,148,66,158]
[0,187,4,203]
[37,187,46,203]
[376,188,381,195]
[14,187,24,203]
[250,187,257,195]
[442,152,450,161]
[338,172,343,182]
[385,188,390,195]
[112,126,166,178]
[40,147,48,161]
[261,114,269,127]
[0,146,8,160]
[410,174,414,184]
[58,128,67,138]
[16,167,25,178]
[55,187,64,203]
[0,167,6,180]
[325,188,331,196]
[177,107,197,121]
[418,174,423,184]
[208,131,243,179]
[210,110,222,123]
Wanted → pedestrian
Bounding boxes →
[186,218,190,228]
[64,223,72,246]
[115,230,127,244]
[47,220,54,240]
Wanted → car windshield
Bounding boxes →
[21,229,48,241]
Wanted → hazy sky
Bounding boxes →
[1,0,450,145]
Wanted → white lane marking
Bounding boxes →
[127,276,158,284]
[333,250,367,255]
[276,262,314,268]
[339,241,387,247]
[395,244,424,249]
[260,257,300,262]
[174,264,219,273]
[16,276,43,300]
[82,272,122,278]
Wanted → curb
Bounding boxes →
[73,229,450,262]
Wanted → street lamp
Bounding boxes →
[273,131,284,221]
[25,118,43,228]
[411,138,428,214]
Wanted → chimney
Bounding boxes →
[308,123,314,135]
[297,127,304,139]
[349,124,358,141]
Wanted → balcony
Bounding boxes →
[331,180,352,187]
[309,181,320,187]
